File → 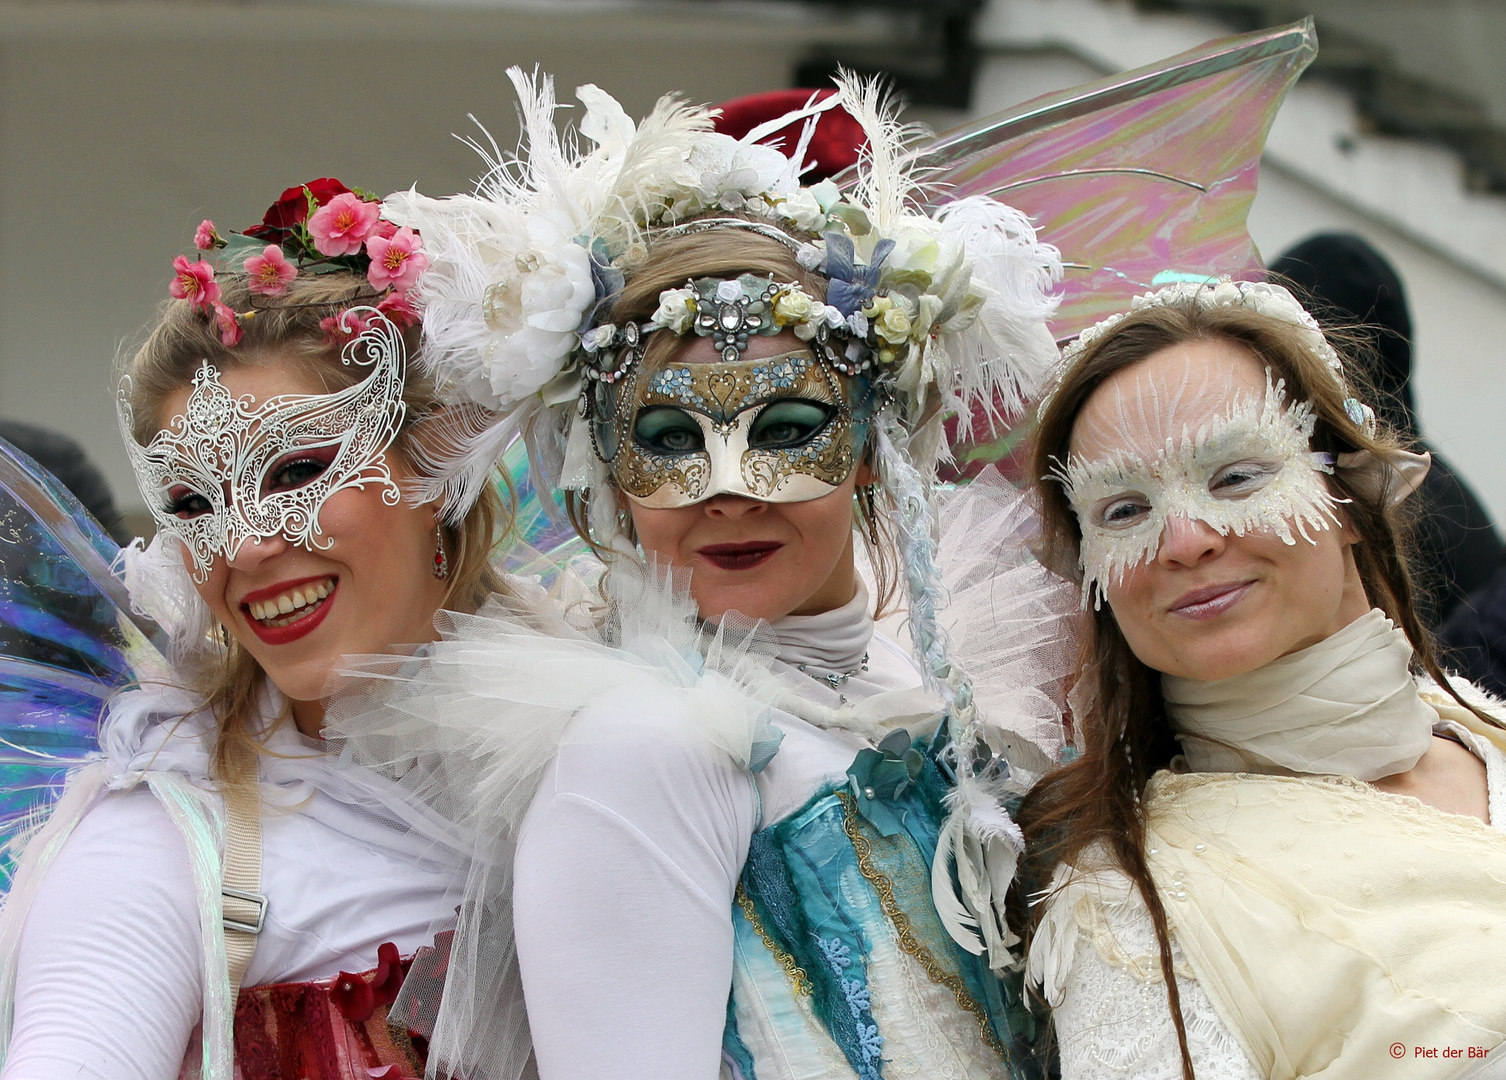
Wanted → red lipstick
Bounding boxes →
[696,541,784,571]
[1168,580,1254,621]
[239,575,338,646]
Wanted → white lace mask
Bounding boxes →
[120,308,408,581]
[1058,369,1342,607]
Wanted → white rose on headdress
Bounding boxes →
[777,188,828,233]
[686,134,789,212]
[773,287,815,326]
[874,302,913,346]
[1209,279,1244,307]
[651,288,697,334]
[484,212,597,405]
[581,323,617,352]
[883,228,942,282]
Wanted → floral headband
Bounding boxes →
[170,178,428,348]
[580,270,873,385]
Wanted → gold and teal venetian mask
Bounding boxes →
[593,349,875,508]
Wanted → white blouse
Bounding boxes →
[0,686,466,1080]
[511,585,926,1080]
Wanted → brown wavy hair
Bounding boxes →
[1013,297,1500,1079]
[121,270,509,784]
[563,222,902,615]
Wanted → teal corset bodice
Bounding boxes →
[722,749,1038,1080]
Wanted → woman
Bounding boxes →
[1018,279,1506,1079]
[334,70,1078,1080]
[0,181,512,1080]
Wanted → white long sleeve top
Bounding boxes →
[1050,720,1506,1080]
[511,585,926,1080]
[0,684,466,1080]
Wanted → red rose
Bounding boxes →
[245,178,352,241]
[328,969,376,1023]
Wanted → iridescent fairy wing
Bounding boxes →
[497,435,593,586]
[908,20,1315,475]
[0,438,165,891]
[918,18,1315,337]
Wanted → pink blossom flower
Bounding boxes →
[193,220,223,250]
[365,228,429,293]
[169,256,220,311]
[308,192,381,257]
[376,289,418,327]
[212,303,243,347]
[243,245,298,296]
[320,310,372,344]
[371,218,398,241]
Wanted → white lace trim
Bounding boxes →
[1053,889,1258,1080]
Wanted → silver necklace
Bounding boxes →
[797,651,870,691]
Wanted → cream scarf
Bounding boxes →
[1161,608,1437,780]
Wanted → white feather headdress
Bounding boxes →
[384,67,1062,521]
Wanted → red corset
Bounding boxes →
[194,933,452,1080]
[230,972,425,1080]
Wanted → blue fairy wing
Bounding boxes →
[0,437,166,891]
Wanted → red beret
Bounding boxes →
[712,89,867,183]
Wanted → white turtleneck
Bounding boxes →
[512,582,925,1080]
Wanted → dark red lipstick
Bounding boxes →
[697,541,784,571]
[239,575,338,645]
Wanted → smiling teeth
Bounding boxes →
[249,580,332,625]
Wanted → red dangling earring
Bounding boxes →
[433,525,450,580]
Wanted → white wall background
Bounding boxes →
[1,0,1504,535]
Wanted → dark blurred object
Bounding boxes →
[0,422,127,546]
[1270,233,1504,627]
[1437,565,1506,697]
[714,89,866,183]
[792,0,984,110]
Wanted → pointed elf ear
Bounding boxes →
[1335,449,1431,508]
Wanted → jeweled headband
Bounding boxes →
[120,308,408,581]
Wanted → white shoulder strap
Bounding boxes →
[219,742,266,996]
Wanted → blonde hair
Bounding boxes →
[122,270,510,782]
[566,223,902,614]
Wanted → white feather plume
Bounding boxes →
[115,534,221,673]
[933,196,1063,435]
[834,71,927,232]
